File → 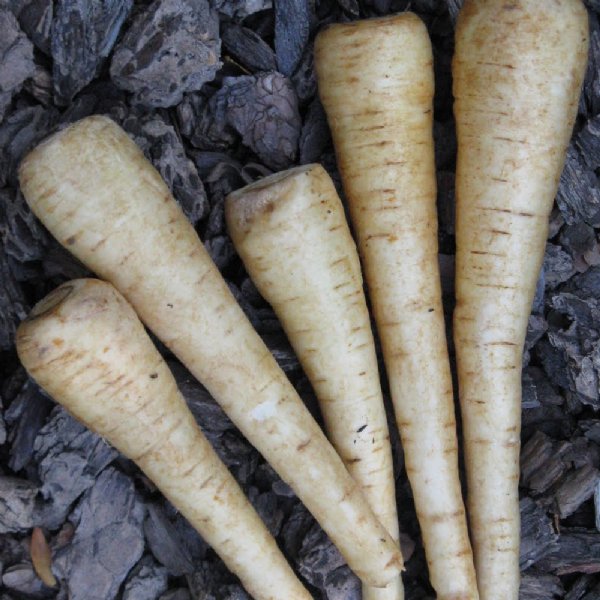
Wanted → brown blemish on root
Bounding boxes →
[297,438,312,451]
[474,283,516,290]
[503,440,519,448]
[422,509,464,524]
[213,479,227,499]
[198,475,214,489]
[180,461,201,478]
[119,251,134,266]
[476,61,515,70]
[385,555,403,570]
[91,238,108,252]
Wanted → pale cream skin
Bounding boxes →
[453,1,588,598]
[226,164,404,600]
[315,14,478,600]
[17,116,403,587]
[16,279,311,600]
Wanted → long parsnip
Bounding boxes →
[453,2,589,598]
[226,164,404,600]
[16,279,311,600]
[315,14,478,599]
[17,115,402,587]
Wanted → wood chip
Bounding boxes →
[30,527,57,588]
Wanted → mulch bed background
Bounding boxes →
[2,0,600,598]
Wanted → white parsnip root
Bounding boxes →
[16,279,311,600]
[18,115,402,587]
[226,164,404,600]
[453,2,589,598]
[315,14,478,599]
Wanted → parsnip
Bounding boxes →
[16,279,311,600]
[226,164,404,600]
[17,115,402,587]
[315,14,478,599]
[452,2,589,598]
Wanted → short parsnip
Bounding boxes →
[315,14,478,599]
[226,164,404,600]
[453,2,589,598]
[16,279,311,600]
[17,115,402,587]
